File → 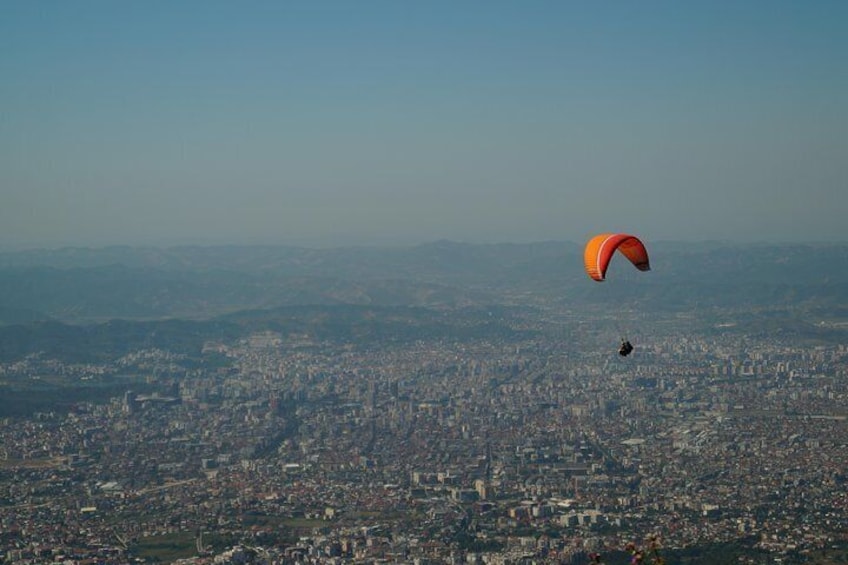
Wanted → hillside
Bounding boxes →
[1,241,846,324]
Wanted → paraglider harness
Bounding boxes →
[619,340,634,357]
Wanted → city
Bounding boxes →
[1,304,846,564]
[3,0,846,561]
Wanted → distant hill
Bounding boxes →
[0,241,846,324]
[0,304,527,363]
[0,304,50,324]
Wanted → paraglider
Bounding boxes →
[583,233,650,282]
[583,233,650,355]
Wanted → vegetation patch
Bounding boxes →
[130,531,197,563]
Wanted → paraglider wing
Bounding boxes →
[584,233,650,282]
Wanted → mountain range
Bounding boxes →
[1,240,846,323]
[0,240,846,363]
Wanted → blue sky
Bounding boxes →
[2,1,846,249]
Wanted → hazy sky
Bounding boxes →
[2,1,846,249]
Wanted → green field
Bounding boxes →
[130,532,197,563]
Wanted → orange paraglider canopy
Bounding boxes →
[584,233,650,282]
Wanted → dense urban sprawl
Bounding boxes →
[1,310,847,564]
